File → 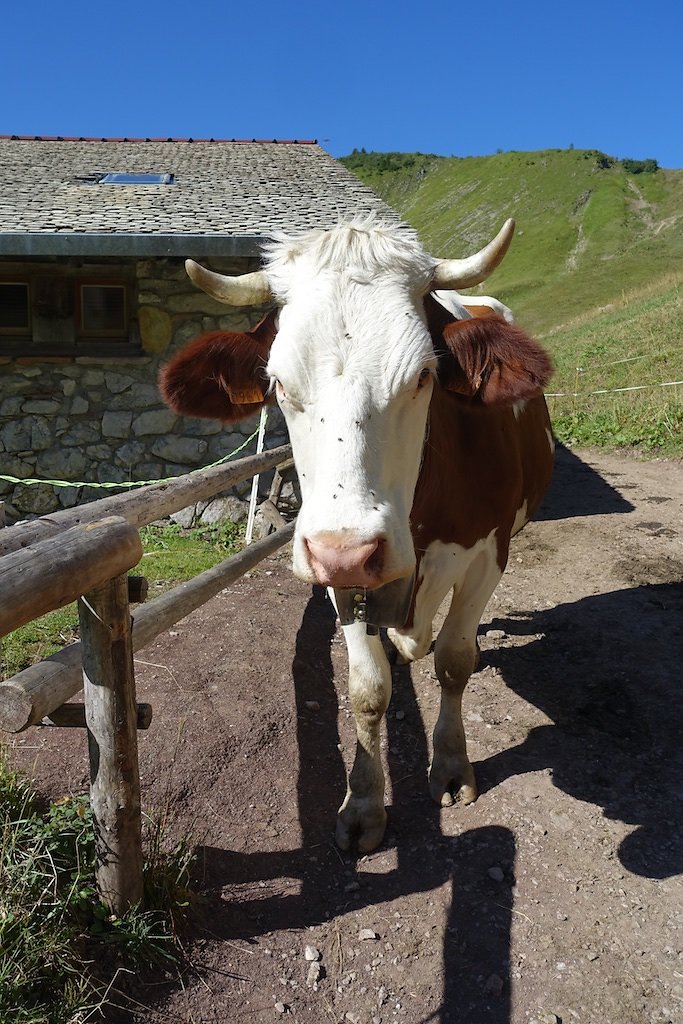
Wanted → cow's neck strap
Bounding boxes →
[334,572,416,633]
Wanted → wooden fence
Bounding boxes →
[0,444,294,913]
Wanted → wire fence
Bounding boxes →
[546,342,683,402]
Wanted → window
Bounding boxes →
[0,268,138,357]
[98,173,174,185]
[79,283,127,337]
[0,282,30,333]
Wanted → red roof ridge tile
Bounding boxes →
[0,135,318,145]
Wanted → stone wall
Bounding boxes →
[0,255,287,523]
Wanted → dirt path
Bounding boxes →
[10,445,683,1024]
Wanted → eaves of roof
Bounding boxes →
[0,232,266,258]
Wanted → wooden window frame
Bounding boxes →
[76,280,129,341]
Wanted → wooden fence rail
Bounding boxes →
[0,516,142,637]
[0,444,295,913]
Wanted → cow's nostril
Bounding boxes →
[364,539,385,577]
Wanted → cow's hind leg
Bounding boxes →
[336,621,392,852]
[429,543,502,807]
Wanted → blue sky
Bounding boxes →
[3,0,682,167]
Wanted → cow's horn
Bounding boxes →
[185,260,273,306]
[431,219,515,290]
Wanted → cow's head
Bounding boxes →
[160,219,550,591]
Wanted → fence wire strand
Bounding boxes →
[546,379,683,398]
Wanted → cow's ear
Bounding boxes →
[437,315,553,405]
[159,309,278,422]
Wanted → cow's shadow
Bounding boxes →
[535,441,635,520]
[477,579,683,880]
[186,568,682,1021]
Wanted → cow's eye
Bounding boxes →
[274,379,304,411]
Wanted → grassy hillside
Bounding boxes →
[340,149,683,454]
[340,148,683,335]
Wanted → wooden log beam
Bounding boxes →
[40,702,153,730]
[0,444,291,557]
[79,574,143,913]
[0,517,142,638]
[259,499,287,531]
[0,520,295,733]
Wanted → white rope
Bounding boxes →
[577,346,683,373]
[245,408,268,545]
[546,379,683,398]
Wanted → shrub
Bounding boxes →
[621,158,659,174]
[594,151,615,169]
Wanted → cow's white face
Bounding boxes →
[267,270,436,589]
[165,218,517,591]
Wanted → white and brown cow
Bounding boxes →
[160,218,554,852]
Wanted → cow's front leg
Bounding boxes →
[336,621,392,852]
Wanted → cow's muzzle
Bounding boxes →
[304,533,386,589]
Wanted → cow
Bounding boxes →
[159,217,554,853]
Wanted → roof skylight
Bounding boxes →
[98,173,174,185]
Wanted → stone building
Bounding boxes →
[0,136,397,522]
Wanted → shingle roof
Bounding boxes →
[0,137,399,257]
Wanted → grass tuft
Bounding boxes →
[0,750,194,1022]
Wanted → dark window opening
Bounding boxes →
[0,282,30,332]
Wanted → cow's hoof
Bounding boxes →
[428,760,477,807]
[336,804,387,853]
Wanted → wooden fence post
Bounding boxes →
[78,573,143,913]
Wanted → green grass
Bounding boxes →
[341,147,683,335]
[0,751,193,1023]
[543,278,683,454]
[138,519,244,595]
[0,519,245,680]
